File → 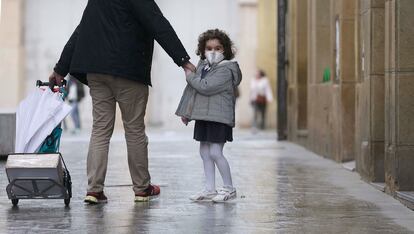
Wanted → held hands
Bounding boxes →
[182,62,196,76]
[181,117,189,126]
[181,63,194,126]
[181,63,195,126]
[49,71,65,86]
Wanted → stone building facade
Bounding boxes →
[286,0,414,208]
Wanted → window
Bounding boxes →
[335,17,341,83]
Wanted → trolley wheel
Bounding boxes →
[11,199,19,206]
[64,198,70,206]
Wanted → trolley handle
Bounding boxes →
[36,80,67,90]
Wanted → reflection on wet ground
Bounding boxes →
[0,129,413,233]
[275,157,410,233]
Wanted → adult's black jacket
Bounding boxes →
[54,0,190,86]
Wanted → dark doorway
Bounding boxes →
[277,0,288,140]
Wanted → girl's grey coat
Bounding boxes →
[176,60,242,127]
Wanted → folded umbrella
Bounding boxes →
[15,89,43,153]
[15,88,72,153]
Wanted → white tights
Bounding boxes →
[199,142,233,192]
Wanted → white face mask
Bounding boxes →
[205,51,224,65]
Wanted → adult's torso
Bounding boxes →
[71,0,154,85]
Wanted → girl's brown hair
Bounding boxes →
[196,29,235,60]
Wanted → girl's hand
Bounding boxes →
[185,69,194,76]
[181,117,189,126]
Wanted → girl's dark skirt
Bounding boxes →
[194,120,233,143]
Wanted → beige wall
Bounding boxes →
[287,0,357,163]
[236,0,258,128]
[355,0,386,183]
[306,0,336,159]
[384,0,414,192]
[257,0,277,129]
[0,0,24,110]
[332,0,357,162]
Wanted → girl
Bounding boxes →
[176,29,242,202]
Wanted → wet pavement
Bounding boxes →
[1,128,414,233]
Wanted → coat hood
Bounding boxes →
[199,59,242,87]
[220,60,242,87]
[199,60,243,87]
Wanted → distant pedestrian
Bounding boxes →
[50,0,196,204]
[176,29,242,202]
[67,76,85,134]
[250,69,273,130]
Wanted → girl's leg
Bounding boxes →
[253,103,259,128]
[209,143,233,188]
[200,142,216,192]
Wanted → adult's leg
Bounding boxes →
[115,78,151,194]
[87,74,116,193]
[200,142,216,192]
[209,143,233,188]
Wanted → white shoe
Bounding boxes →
[189,190,217,202]
[212,187,237,203]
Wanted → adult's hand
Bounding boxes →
[182,62,196,76]
[49,71,65,86]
